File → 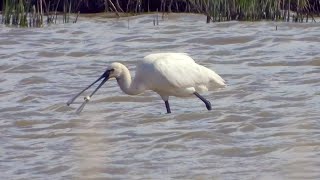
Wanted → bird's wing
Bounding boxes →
[143,53,194,63]
[141,53,225,90]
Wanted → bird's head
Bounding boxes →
[106,62,124,79]
[66,62,125,107]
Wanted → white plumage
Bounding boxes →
[135,53,225,97]
[67,53,225,114]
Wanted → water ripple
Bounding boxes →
[1,14,320,179]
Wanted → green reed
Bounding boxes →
[133,0,317,22]
[2,0,27,26]
[189,0,316,23]
[1,0,318,27]
[120,0,316,22]
[1,0,78,27]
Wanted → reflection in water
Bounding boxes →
[0,14,320,179]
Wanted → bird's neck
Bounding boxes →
[116,66,144,95]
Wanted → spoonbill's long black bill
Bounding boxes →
[67,70,110,113]
[75,77,108,114]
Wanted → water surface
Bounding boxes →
[1,14,320,179]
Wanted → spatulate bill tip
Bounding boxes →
[75,100,88,114]
[66,100,72,106]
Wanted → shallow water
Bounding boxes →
[1,14,320,179]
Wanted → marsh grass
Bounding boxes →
[103,0,319,22]
[1,0,78,27]
[2,0,28,26]
[190,0,317,22]
[1,0,319,27]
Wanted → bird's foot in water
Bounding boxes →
[206,101,212,111]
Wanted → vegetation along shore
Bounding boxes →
[1,0,320,27]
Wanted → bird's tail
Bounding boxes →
[206,68,226,89]
[212,72,226,86]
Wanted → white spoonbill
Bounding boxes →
[67,53,225,114]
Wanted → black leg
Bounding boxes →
[165,100,171,114]
[194,92,212,111]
